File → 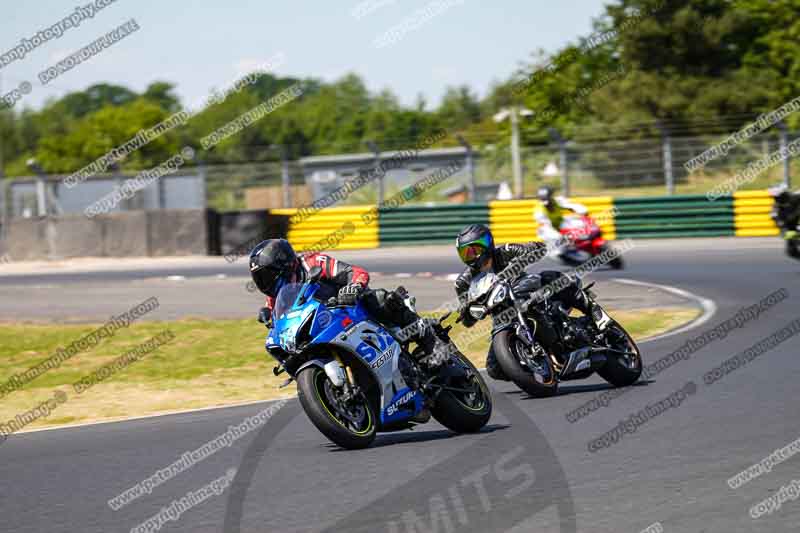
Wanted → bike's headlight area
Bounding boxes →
[469,305,487,320]
[487,285,507,309]
[281,335,297,353]
[468,272,499,302]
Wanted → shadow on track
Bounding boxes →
[326,424,510,451]
[499,379,654,399]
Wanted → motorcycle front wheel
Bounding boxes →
[493,330,558,397]
[431,350,492,433]
[297,366,377,449]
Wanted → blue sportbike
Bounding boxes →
[265,266,492,449]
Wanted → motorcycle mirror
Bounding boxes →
[308,266,323,282]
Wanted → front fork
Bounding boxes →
[323,353,363,404]
[507,290,535,344]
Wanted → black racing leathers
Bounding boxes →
[454,242,588,380]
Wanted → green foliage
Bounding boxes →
[0,0,797,181]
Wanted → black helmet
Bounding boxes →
[249,239,299,296]
[456,224,494,268]
[537,186,555,207]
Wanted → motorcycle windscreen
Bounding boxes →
[273,283,304,320]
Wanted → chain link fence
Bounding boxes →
[474,130,798,199]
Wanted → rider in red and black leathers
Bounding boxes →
[260,250,371,316]
[250,239,444,363]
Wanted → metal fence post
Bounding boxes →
[658,122,674,195]
[559,139,569,197]
[281,152,291,208]
[548,128,569,197]
[457,135,476,203]
[366,141,382,207]
[779,122,791,188]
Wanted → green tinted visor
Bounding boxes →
[457,234,492,264]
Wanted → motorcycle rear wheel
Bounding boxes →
[597,321,642,387]
[493,330,558,397]
[600,244,625,269]
[297,366,377,449]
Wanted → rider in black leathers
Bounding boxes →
[453,224,593,380]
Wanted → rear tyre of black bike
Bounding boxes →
[597,321,642,387]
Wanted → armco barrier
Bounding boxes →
[147,210,208,256]
[271,206,379,251]
[379,204,489,245]
[489,197,616,244]
[5,210,210,260]
[207,210,290,256]
[613,194,735,239]
[733,191,780,237]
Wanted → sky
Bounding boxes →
[1,0,610,111]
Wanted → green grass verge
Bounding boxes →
[0,306,699,431]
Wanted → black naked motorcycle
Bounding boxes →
[461,264,642,397]
[770,187,800,260]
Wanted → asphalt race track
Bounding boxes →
[2,237,799,532]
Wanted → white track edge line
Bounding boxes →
[612,277,718,343]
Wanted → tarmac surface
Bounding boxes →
[1,237,798,532]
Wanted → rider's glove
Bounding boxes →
[337,283,363,306]
[457,304,477,327]
[257,307,272,327]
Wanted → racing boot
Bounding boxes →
[573,287,611,331]
[410,319,451,368]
